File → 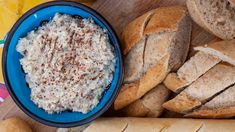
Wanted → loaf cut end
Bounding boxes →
[163,92,201,113]
[114,82,140,110]
[163,73,189,92]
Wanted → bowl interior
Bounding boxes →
[5,3,122,124]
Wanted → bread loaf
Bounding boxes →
[122,84,170,117]
[163,63,235,113]
[186,0,235,40]
[83,118,235,132]
[114,6,192,110]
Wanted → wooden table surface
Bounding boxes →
[0,0,219,131]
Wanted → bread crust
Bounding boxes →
[122,10,154,55]
[163,92,201,113]
[195,40,235,66]
[185,106,235,118]
[122,84,170,117]
[163,73,188,92]
[144,6,187,35]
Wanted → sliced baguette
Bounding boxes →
[185,84,235,118]
[163,51,220,92]
[122,84,170,117]
[186,0,235,40]
[195,40,235,66]
[163,63,235,113]
[115,6,192,110]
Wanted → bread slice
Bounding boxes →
[115,6,192,110]
[122,84,170,117]
[195,40,235,66]
[163,63,235,113]
[186,0,235,40]
[163,52,220,92]
[185,84,235,118]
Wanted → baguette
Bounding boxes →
[163,63,235,113]
[83,118,235,132]
[185,85,235,118]
[163,51,220,92]
[186,0,235,40]
[115,6,192,110]
[122,84,170,117]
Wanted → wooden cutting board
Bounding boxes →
[0,0,219,131]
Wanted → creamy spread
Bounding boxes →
[16,13,116,114]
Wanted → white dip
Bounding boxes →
[16,13,116,114]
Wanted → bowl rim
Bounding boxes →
[2,0,123,127]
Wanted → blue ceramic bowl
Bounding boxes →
[2,1,123,127]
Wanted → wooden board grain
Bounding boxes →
[0,0,220,131]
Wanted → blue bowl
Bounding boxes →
[2,1,123,127]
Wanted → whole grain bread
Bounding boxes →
[163,63,235,114]
[186,0,235,40]
[115,6,192,110]
[122,84,170,117]
[163,51,220,92]
[185,85,235,118]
